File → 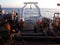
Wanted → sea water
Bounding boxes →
[2,8,60,20]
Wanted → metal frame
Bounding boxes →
[21,2,41,18]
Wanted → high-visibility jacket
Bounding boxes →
[37,19,41,28]
[6,23,11,32]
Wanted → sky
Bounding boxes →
[0,0,60,8]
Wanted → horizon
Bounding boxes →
[0,0,60,8]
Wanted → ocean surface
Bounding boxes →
[2,8,60,20]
